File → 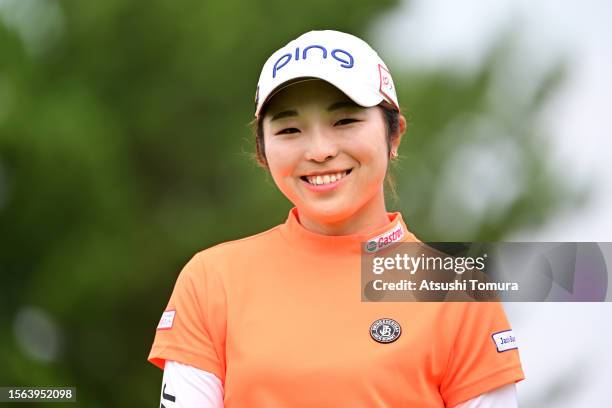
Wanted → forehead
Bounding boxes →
[264,79,354,116]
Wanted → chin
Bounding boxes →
[301,201,357,225]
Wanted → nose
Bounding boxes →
[304,126,338,163]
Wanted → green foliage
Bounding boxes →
[0,0,575,406]
[391,36,580,240]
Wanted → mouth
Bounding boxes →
[300,168,353,186]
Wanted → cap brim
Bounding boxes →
[255,74,384,118]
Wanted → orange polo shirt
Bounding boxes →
[148,208,524,407]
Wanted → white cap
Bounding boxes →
[254,30,399,118]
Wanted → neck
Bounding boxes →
[298,191,389,236]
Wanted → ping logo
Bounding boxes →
[273,44,354,78]
[365,223,405,253]
[370,318,401,343]
[492,329,518,352]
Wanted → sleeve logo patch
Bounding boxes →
[492,329,518,352]
[157,310,176,330]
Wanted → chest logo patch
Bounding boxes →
[370,318,401,343]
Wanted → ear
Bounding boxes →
[390,114,407,156]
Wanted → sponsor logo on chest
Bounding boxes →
[369,318,402,344]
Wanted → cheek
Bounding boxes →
[350,128,389,172]
[264,138,298,179]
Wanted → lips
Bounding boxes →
[301,169,352,186]
[298,168,353,193]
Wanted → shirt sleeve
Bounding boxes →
[440,302,525,407]
[452,383,517,408]
[159,361,224,408]
[148,252,227,382]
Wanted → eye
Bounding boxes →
[334,118,359,126]
[276,128,300,135]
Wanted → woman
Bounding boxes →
[148,30,524,407]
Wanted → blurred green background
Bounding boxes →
[0,0,580,406]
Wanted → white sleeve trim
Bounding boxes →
[160,360,224,408]
[452,383,517,408]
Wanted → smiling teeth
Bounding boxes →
[306,171,348,185]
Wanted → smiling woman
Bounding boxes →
[147,30,525,408]
[254,86,402,215]
[261,79,403,235]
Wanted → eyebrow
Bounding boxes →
[270,109,298,122]
[269,100,362,122]
[327,100,361,112]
